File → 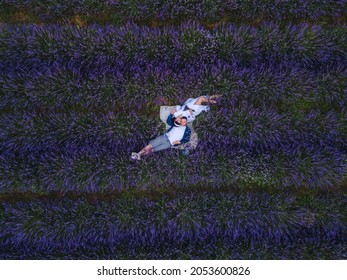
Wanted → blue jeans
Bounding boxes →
[149,134,171,152]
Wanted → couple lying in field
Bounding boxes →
[131,94,221,160]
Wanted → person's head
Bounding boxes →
[173,116,182,127]
[180,117,188,126]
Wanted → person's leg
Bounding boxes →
[132,144,150,159]
[151,135,171,152]
[131,143,154,160]
[138,144,153,156]
[149,134,171,152]
[132,134,172,160]
[136,134,169,158]
[194,95,221,105]
[132,139,157,160]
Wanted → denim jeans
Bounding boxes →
[149,134,171,152]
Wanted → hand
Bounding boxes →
[172,140,181,145]
[170,108,177,114]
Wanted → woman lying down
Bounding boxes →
[172,94,221,122]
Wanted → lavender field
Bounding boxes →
[0,1,346,259]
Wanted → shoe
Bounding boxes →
[131,152,140,160]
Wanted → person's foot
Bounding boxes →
[130,152,137,160]
[131,152,141,160]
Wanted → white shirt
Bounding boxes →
[184,97,210,116]
[166,126,186,145]
[173,97,210,122]
[173,106,193,120]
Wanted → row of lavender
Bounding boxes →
[0,109,345,191]
[0,23,346,192]
[1,191,346,259]
[1,23,345,73]
[1,0,345,22]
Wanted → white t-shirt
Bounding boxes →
[166,126,186,145]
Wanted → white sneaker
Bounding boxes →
[131,152,141,160]
[131,152,138,160]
